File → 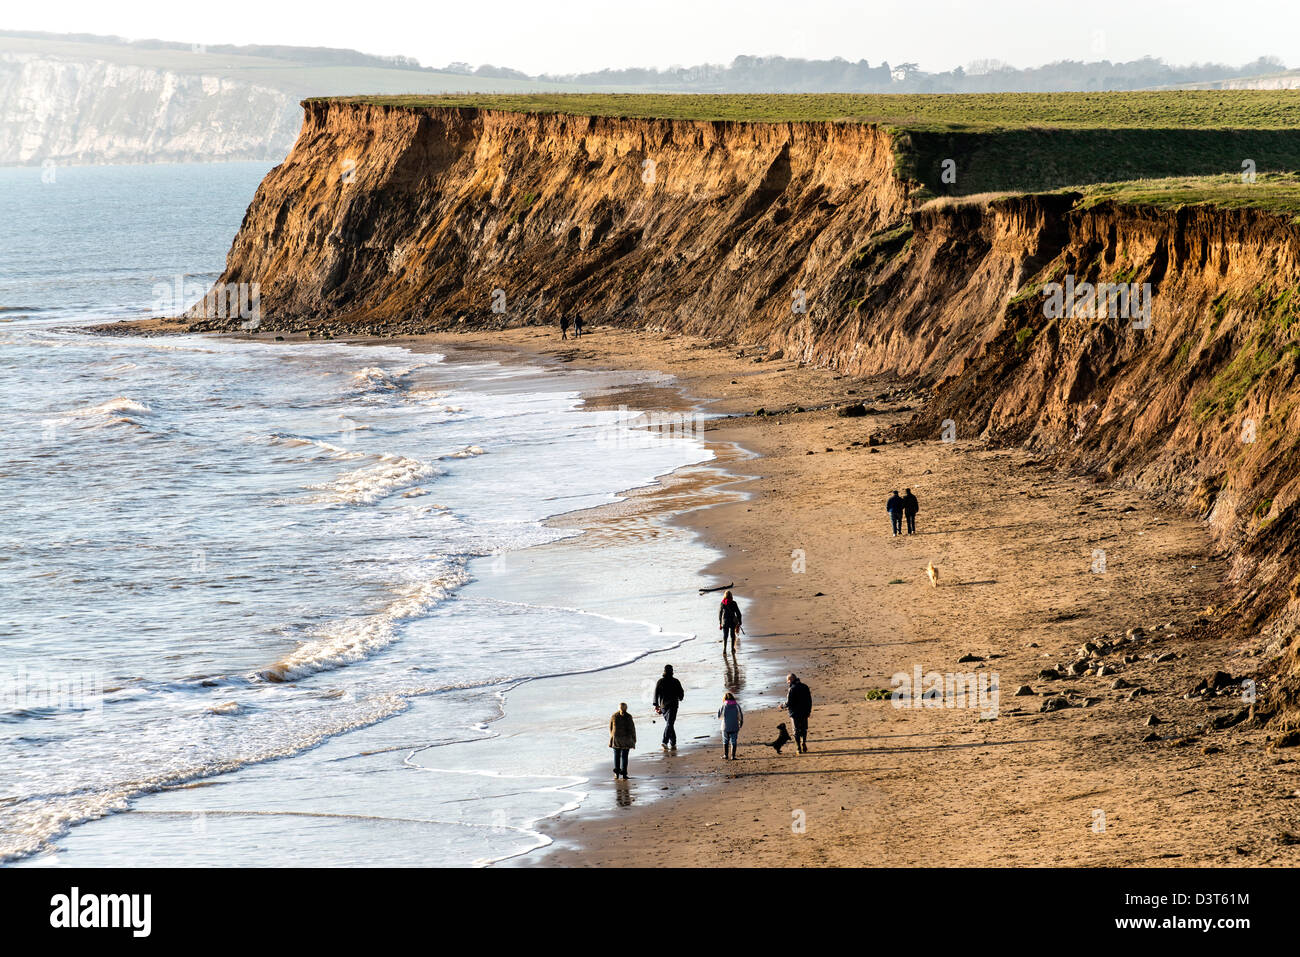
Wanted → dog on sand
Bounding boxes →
[926,562,939,587]
[766,723,792,754]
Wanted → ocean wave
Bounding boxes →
[265,433,367,461]
[0,691,412,864]
[408,389,464,412]
[441,445,485,459]
[66,397,152,418]
[349,365,422,396]
[301,453,441,505]
[258,563,470,683]
[56,396,153,432]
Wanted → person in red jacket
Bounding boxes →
[718,590,742,653]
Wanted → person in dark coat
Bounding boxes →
[779,673,813,753]
[902,488,919,535]
[886,490,904,536]
[609,702,636,779]
[559,316,570,340]
[654,664,686,750]
[573,315,584,337]
[718,590,742,652]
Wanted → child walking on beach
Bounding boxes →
[609,702,636,779]
[718,692,744,760]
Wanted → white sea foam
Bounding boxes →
[301,453,441,505]
[67,397,152,418]
[350,365,423,395]
[442,445,485,459]
[58,396,153,431]
[409,389,464,412]
[259,563,470,682]
[265,433,367,461]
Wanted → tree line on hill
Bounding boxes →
[530,54,1290,92]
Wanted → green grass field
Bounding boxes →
[318,91,1300,130]
[1074,173,1300,219]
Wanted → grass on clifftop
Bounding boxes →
[316,91,1300,130]
[1074,173,1300,221]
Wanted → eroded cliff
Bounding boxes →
[196,101,1300,727]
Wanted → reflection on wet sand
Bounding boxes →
[547,442,753,548]
[724,649,745,695]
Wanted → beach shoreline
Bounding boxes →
[16,321,767,867]
[79,318,1300,866]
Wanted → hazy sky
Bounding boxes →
[4,0,1294,74]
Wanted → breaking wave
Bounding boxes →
[301,453,441,505]
[258,562,470,682]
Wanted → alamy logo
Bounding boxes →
[49,887,151,937]
[595,404,705,448]
[1,667,102,718]
[890,664,999,718]
[1042,275,1151,330]
[152,276,261,329]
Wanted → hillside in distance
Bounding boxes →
[0,32,572,165]
[1,31,1291,165]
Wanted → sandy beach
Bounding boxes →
[396,322,1300,868]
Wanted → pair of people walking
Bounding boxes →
[609,664,687,779]
[558,316,585,340]
[885,488,920,536]
[649,663,748,759]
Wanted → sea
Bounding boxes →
[0,162,755,866]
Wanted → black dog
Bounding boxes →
[766,723,791,754]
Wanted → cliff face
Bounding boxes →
[0,52,300,165]
[203,101,913,336]
[202,102,1300,725]
[895,199,1300,724]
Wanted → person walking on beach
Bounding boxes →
[779,673,813,753]
[902,487,919,535]
[886,490,904,536]
[718,590,743,652]
[718,691,744,760]
[573,315,585,338]
[559,316,570,340]
[609,702,636,779]
[654,664,686,751]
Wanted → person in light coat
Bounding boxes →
[609,702,636,779]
